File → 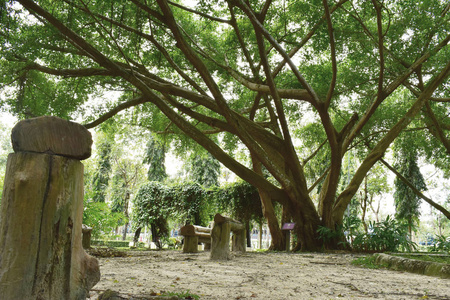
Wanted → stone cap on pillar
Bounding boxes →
[11,116,93,160]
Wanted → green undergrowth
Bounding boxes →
[351,255,388,269]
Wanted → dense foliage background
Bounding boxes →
[0,0,449,251]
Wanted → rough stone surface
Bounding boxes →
[83,224,93,249]
[11,116,92,160]
[210,214,245,260]
[375,253,450,279]
[0,152,100,299]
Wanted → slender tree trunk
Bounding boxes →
[281,205,290,250]
[361,177,368,233]
[259,223,263,249]
[151,224,159,248]
[252,156,285,250]
[246,221,251,248]
[122,191,130,241]
[133,227,142,246]
[258,188,285,250]
[122,223,128,241]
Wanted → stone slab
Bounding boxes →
[11,116,92,160]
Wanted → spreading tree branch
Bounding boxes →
[22,63,114,77]
[323,0,337,107]
[380,158,450,220]
[167,0,231,24]
[84,96,149,129]
[235,0,321,105]
[343,33,450,152]
[424,101,450,154]
[372,0,386,104]
[334,59,450,221]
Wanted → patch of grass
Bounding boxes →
[351,255,388,269]
[117,246,151,251]
[162,290,200,299]
[253,248,269,253]
[392,254,450,264]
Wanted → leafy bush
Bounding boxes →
[343,215,363,247]
[318,216,417,252]
[132,182,172,249]
[83,201,125,239]
[132,180,264,249]
[317,216,362,249]
[172,182,209,226]
[317,225,346,248]
[352,216,417,252]
[429,235,450,253]
[210,180,264,225]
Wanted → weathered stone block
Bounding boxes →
[0,152,100,299]
[11,116,92,160]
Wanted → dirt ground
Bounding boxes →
[88,250,450,300]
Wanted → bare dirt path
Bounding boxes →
[89,250,450,300]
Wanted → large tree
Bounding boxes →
[1,0,449,250]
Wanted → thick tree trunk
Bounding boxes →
[0,152,100,299]
[289,199,322,252]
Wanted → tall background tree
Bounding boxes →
[1,0,449,250]
[144,133,168,182]
[92,133,113,203]
[110,157,145,240]
[393,135,427,238]
[136,132,168,244]
[185,150,221,188]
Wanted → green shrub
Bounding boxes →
[83,201,125,239]
[429,235,450,253]
[317,216,362,249]
[317,224,346,248]
[352,216,417,252]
